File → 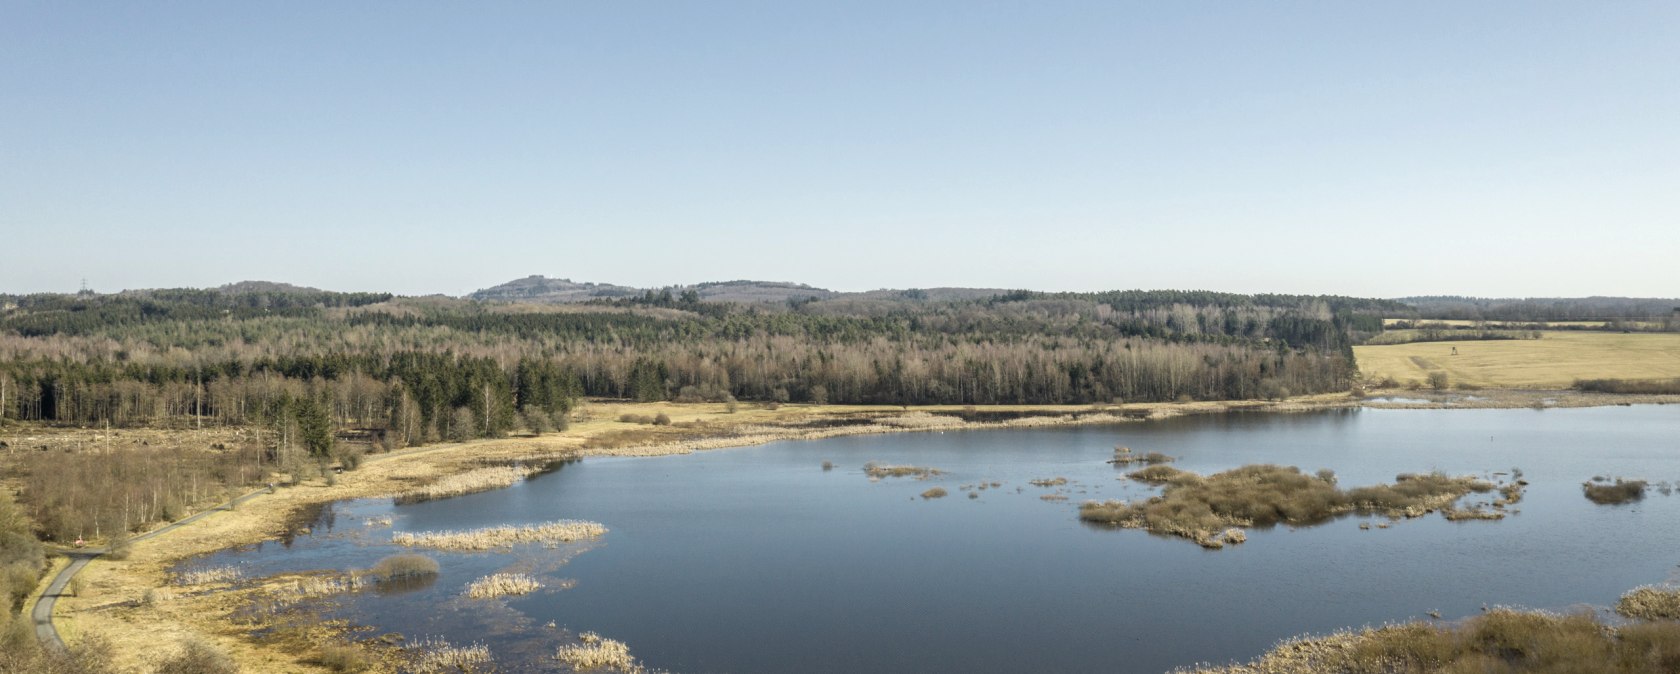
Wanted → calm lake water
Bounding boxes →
[187,406,1680,673]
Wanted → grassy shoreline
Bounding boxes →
[27,391,1680,673]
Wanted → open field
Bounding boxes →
[1355,331,1680,389]
[1381,318,1664,329]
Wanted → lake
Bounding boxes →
[187,405,1680,673]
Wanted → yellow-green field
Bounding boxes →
[1354,331,1680,389]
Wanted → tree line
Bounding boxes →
[0,287,1390,434]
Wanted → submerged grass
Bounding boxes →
[1081,464,1506,548]
[1109,446,1175,465]
[393,520,607,551]
[1618,586,1680,621]
[1182,607,1680,674]
[863,462,942,480]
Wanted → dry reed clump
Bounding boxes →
[920,487,948,499]
[409,638,493,674]
[1029,477,1069,487]
[464,573,543,599]
[363,514,394,527]
[1109,447,1174,465]
[863,462,942,480]
[1584,478,1648,505]
[1180,607,1680,674]
[1617,586,1680,621]
[1082,464,1502,548]
[175,565,244,586]
[555,632,645,672]
[393,520,608,551]
[396,465,541,504]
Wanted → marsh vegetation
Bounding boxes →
[1583,477,1648,505]
[1186,607,1680,674]
[1080,464,1512,548]
[392,520,607,551]
[1617,586,1680,621]
[465,573,543,599]
[555,631,650,673]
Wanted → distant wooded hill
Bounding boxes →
[1396,296,1680,322]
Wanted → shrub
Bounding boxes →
[653,413,671,426]
[366,554,439,581]
[1427,371,1451,390]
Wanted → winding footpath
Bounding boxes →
[31,487,272,652]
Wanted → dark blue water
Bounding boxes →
[187,406,1680,673]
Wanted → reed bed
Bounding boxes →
[555,632,644,672]
[1618,586,1680,621]
[920,488,948,499]
[396,465,542,504]
[1183,607,1680,674]
[409,638,493,674]
[175,565,244,586]
[393,520,608,551]
[1029,477,1069,487]
[1081,464,1504,548]
[464,573,543,599]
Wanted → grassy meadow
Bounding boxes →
[1354,331,1680,389]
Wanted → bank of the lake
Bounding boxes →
[101,396,1666,668]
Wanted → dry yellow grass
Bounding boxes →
[1355,331,1680,389]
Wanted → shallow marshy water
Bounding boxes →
[186,405,1680,673]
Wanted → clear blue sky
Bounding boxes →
[3,2,1676,298]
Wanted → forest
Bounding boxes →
[0,286,1401,441]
